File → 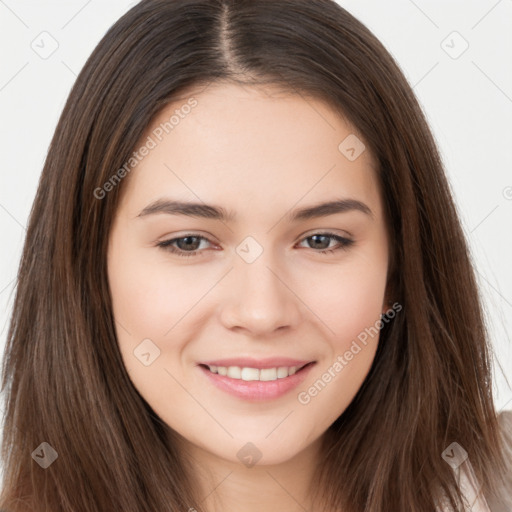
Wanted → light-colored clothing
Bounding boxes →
[437,410,512,511]
[485,409,512,512]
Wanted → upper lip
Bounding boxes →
[199,357,315,369]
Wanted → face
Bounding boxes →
[107,82,390,468]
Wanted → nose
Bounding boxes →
[218,251,302,336]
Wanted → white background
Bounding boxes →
[0,0,511,452]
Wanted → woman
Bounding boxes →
[1,1,510,510]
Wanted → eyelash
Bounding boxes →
[156,232,354,258]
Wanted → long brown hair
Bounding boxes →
[1,1,509,510]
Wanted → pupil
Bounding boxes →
[310,234,329,249]
[178,236,199,251]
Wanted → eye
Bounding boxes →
[297,232,354,255]
[156,232,354,258]
[156,234,213,257]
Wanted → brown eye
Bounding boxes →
[298,233,354,254]
[157,235,212,257]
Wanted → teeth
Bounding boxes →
[260,368,277,381]
[277,367,288,378]
[241,367,259,381]
[227,366,241,379]
[207,365,300,381]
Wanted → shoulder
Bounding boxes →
[435,410,512,512]
[497,408,512,434]
[485,409,512,512]
[449,410,512,512]
[496,408,512,475]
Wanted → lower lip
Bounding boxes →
[198,363,316,401]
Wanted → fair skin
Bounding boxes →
[107,82,390,512]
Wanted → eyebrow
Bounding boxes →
[136,197,373,222]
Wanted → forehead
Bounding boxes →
[117,82,382,222]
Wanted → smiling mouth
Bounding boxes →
[199,362,315,382]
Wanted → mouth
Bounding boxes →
[198,361,314,381]
[197,359,316,401]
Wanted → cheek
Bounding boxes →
[290,243,388,421]
[108,244,204,339]
[293,267,386,427]
[303,252,388,345]
[107,242,190,389]
[107,246,202,408]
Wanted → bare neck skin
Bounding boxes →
[186,432,326,512]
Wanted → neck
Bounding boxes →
[184,434,328,512]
